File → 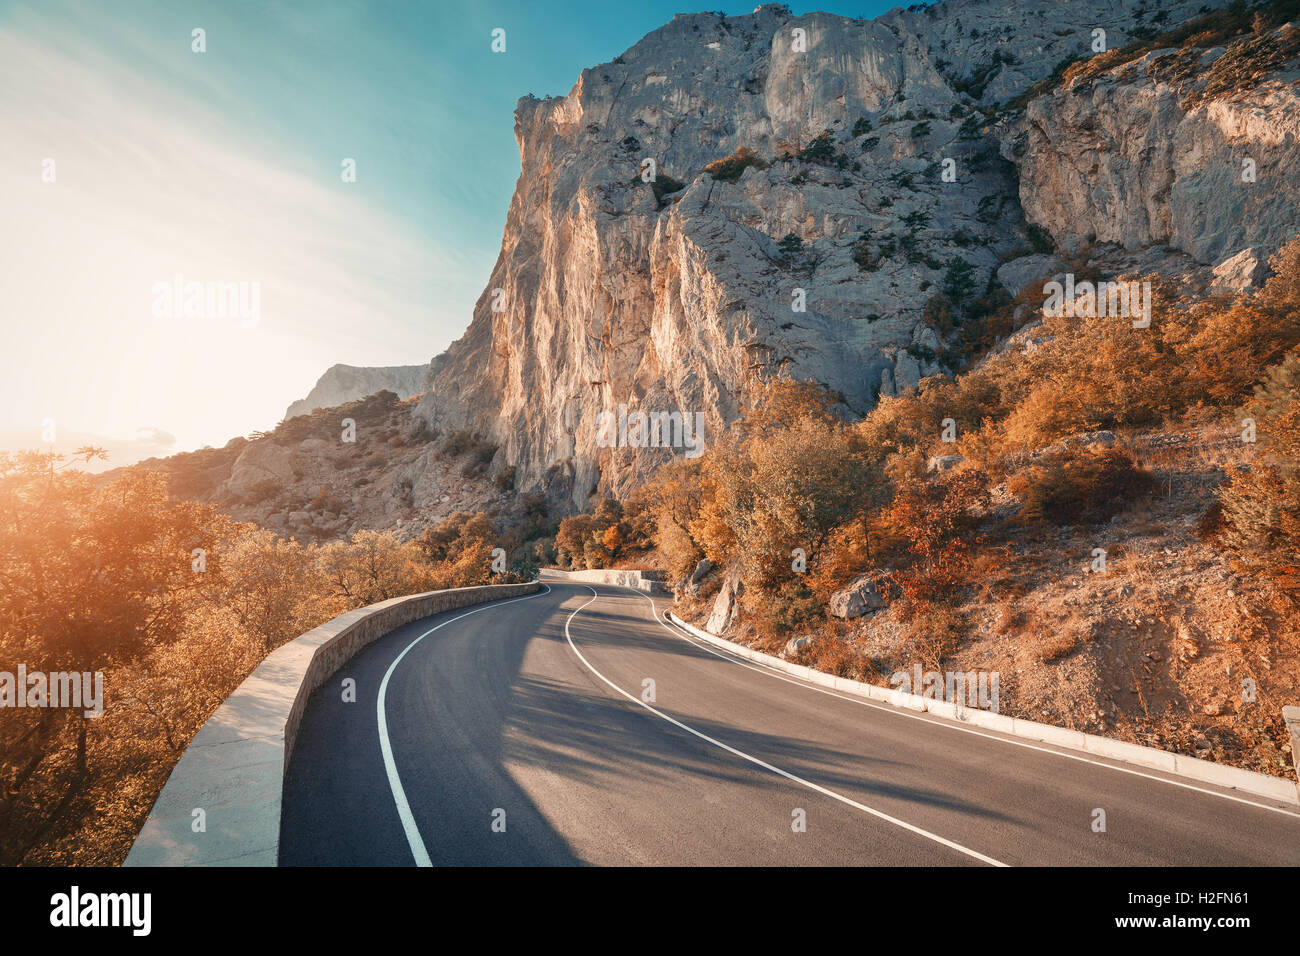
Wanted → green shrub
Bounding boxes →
[797,130,849,168]
[941,256,977,303]
[778,232,804,257]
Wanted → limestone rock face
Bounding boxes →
[227,441,295,498]
[286,364,427,420]
[405,1,1247,512]
[1007,24,1300,264]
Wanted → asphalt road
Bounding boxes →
[279,580,1300,866]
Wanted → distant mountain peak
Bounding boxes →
[285,363,428,420]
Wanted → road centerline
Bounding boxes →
[376,584,553,867]
[615,585,1300,821]
[562,584,1009,867]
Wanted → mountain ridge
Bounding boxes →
[409,0,1293,512]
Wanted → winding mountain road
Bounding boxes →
[279,579,1300,866]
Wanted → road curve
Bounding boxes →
[279,580,1300,866]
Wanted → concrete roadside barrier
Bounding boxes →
[665,611,1300,806]
[125,581,540,867]
[543,567,670,595]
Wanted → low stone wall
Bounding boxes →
[1286,706,1300,782]
[125,581,540,867]
[542,567,669,595]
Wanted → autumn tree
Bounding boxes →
[0,451,230,864]
[317,530,437,606]
[1217,347,1300,587]
[879,466,991,602]
[220,528,324,650]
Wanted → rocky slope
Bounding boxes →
[409,0,1296,513]
[673,420,1300,779]
[285,363,427,419]
[128,392,513,543]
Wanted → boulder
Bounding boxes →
[926,455,965,473]
[784,635,814,657]
[1211,247,1267,293]
[892,351,922,395]
[706,575,743,634]
[996,254,1063,297]
[828,574,885,619]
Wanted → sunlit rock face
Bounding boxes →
[285,364,427,420]
[412,0,1245,512]
[1008,24,1300,264]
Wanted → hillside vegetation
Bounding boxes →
[555,241,1300,776]
[0,452,533,865]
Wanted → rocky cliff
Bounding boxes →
[404,0,1300,514]
[285,363,427,420]
[1008,19,1300,265]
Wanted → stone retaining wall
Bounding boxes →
[542,567,669,594]
[125,581,540,867]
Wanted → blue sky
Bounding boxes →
[0,0,903,464]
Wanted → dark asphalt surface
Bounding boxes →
[279,580,1300,866]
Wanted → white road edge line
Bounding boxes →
[563,584,1008,867]
[377,584,553,867]
[613,586,1300,821]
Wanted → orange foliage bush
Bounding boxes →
[878,468,991,603]
[1217,348,1300,588]
[1008,446,1157,525]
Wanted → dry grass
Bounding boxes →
[1031,626,1078,663]
[795,634,876,680]
[904,602,967,671]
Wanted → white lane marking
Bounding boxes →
[563,585,1008,867]
[377,585,553,866]
[613,587,1300,822]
